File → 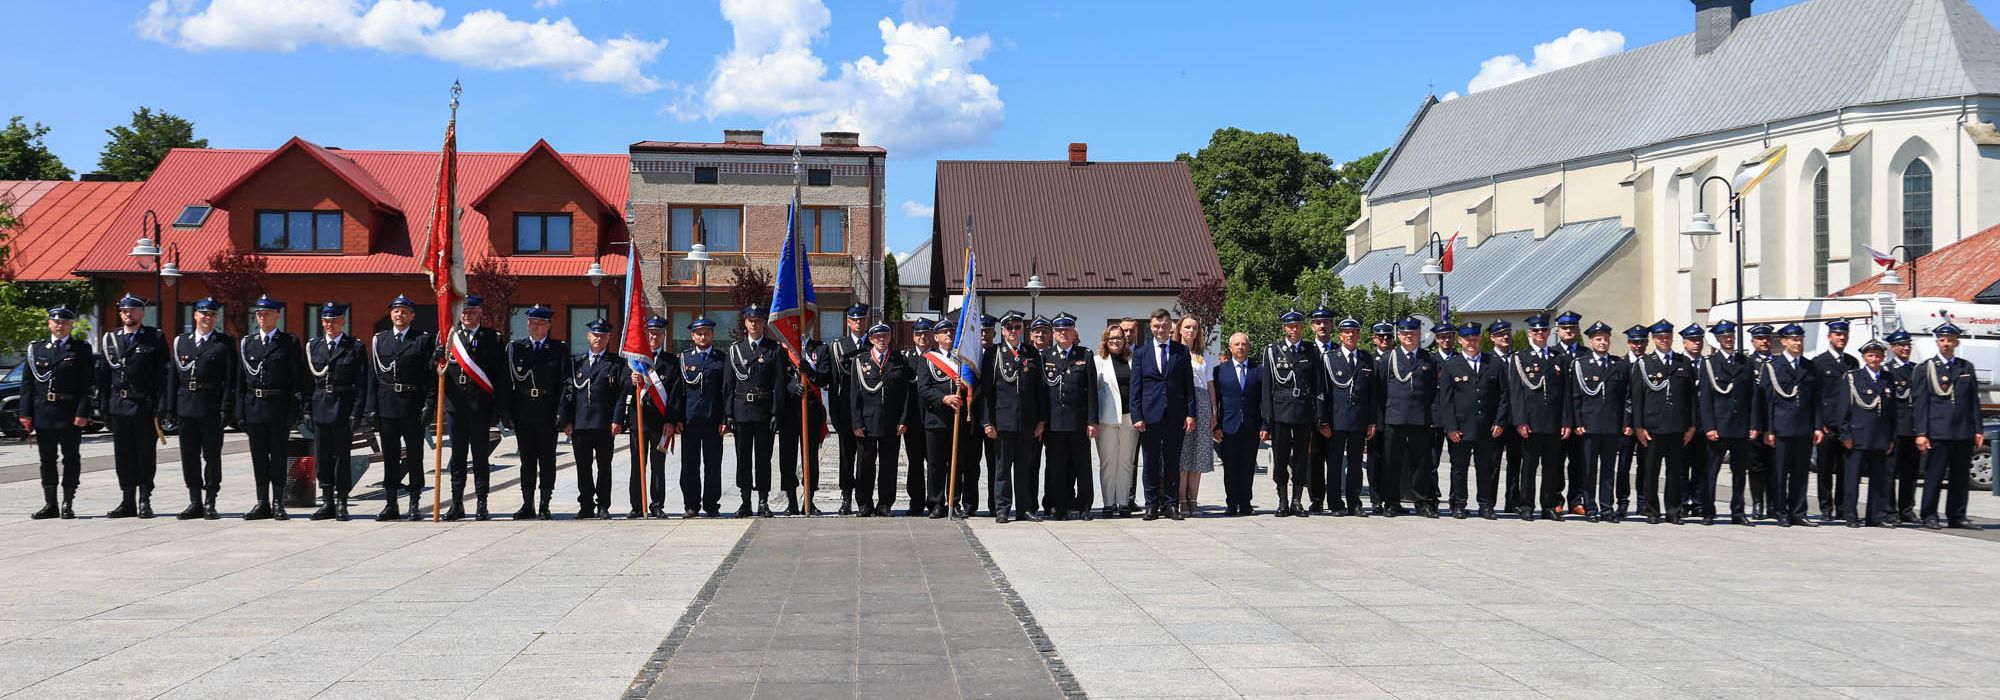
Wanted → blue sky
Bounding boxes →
[15,0,2000,255]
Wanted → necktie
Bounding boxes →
[1236,361,1245,388]
[1157,343,1166,372]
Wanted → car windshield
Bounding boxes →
[2,365,19,383]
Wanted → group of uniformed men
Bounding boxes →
[21,292,1988,530]
[1258,304,1986,530]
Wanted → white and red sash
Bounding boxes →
[448,330,494,394]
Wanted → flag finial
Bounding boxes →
[449,80,461,112]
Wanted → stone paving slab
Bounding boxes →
[631,518,1066,700]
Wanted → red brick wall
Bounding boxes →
[100,273,613,341]
[476,149,613,258]
[218,148,380,255]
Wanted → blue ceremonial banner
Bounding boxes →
[950,216,981,388]
[770,197,819,374]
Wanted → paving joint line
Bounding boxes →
[957,520,1085,699]
[621,518,762,700]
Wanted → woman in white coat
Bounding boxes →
[1093,325,1140,518]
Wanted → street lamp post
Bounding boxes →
[1420,231,1448,323]
[1879,245,1918,298]
[160,244,182,332]
[686,243,712,317]
[586,258,606,313]
[130,210,165,329]
[1683,176,1746,352]
[1387,262,1408,321]
[1025,255,1045,320]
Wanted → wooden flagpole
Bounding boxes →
[429,83,460,524]
[792,147,812,514]
[635,381,647,516]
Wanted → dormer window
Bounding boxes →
[256,210,343,252]
[173,204,211,228]
[515,212,573,254]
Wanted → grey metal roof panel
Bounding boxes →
[1368,0,2000,198]
[1333,218,1633,315]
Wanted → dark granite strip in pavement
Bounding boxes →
[632,518,1065,700]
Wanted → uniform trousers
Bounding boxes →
[1892,436,1921,517]
[377,417,426,498]
[926,423,980,511]
[1269,422,1314,495]
[1516,432,1565,511]
[35,427,82,491]
[447,409,496,496]
[107,414,158,494]
[571,428,615,510]
[679,426,724,513]
[1638,432,1690,516]
[1770,435,1815,521]
[903,428,928,513]
[1327,430,1368,511]
[1447,432,1499,510]
[244,423,290,504]
[311,418,353,495]
[854,434,898,510]
[781,429,819,494]
[181,414,226,494]
[835,431,859,494]
[1705,437,1755,516]
[1922,439,1976,523]
[1816,436,1850,518]
[1043,430,1092,513]
[513,419,559,499]
[1580,432,1620,515]
[992,429,1040,515]
[1845,447,1895,524]
[732,423,776,494]
[1378,424,1426,511]
[627,423,667,511]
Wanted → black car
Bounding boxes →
[0,364,109,438]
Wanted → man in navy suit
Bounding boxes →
[1757,323,1822,527]
[1129,308,1197,521]
[1213,332,1262,516]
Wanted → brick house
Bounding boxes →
[626,129,886,347]
[75,137,630,341]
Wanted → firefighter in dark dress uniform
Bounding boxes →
[673,317,727,518]
[506,304,567,520]
[1830,339,1900,528]
[1811,319,1860,522]
[1378,318,1437,517]
[307,303,370,521]
[1304,304,1340,512]
[364,294,436,521]
[781,333,834,515]
[1365,320,1396,512]
[97,294,169,519]
[438,296,510,521]
[22,306,94,520]
[561,320,627,519]
[1321,317,1376,518]
[1697,320,1758,525]
[1508,314,1569,521]
[982,311,1045,524]
[171,298,236,520]
[1631,320,1697,524]
[1438,322,1506,519]
[1569,321,1628,523]
[920,311,981,519]
[1913,322,1985,530]
[1485,320,1522,512]
[723,304,785,517]
[627,317,678,519]
[1745,323,1778,518]
[1613,324,1650,518]
[1756,323,1821,527]
[829,304,870,515]
[238,295,307,520]
[1261,308,1324,517]
[848,322,911,517]
[1041,313,1098,521]
[1883,329,1923,523]
[900,318,936,515]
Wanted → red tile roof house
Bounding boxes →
[75,137,632,341]
[1,179,141,286]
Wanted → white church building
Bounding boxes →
[1339,0,2000,325]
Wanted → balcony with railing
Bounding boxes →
[660,250,864,289]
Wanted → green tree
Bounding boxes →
[0,280,103,350]
[97,107,207,182]
[882,253,905,321]
[0,116,73,181]
[1178,129,1334,294]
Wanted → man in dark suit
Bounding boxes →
[1569,322,1629,523]
[1757,323,1821,527]
[1214,331,1261,516]
[1508,314,1569,521]
[561,320,627,519]
[1697,320,1758,525]
[307,303,369,521]
[1129,308,1196,521]
[919,311,980,519]
[847,322,911,517]
[1322,317,1374,517]
[171,298,237,520]
[506,304,568,520]
[22,306,94,520]
[627,317,679,519]
[238,296,307,521]
[722,304,786,517]
[1261,308,1322,517]
[1040,313,1098,520]
[1831,339,1899,528]
[1377,317,1437,517]
[438,296,511,521]
[1438,322,1506,519]
[1913,322,1985,530]
[97,294,169,519]
[1631,320,1697,524]
[673,317,728,518]
[900,318,936,515]
[1883,330,1922,524]
[829,304,869,515]
[1552,311,1590,515]
[1810,319,1859,522]
[982,310,1045,523]
[365,294,436,521]
[780,335,833,515]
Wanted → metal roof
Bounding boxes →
[1333,217,1633,315]
[1839,217,2000,301]
[629,141,886,156]
[76,142,629,277]
[933,160,1222,292]
[1368,0,2000,198]
[897,238,932,288]
[0,180,142,282]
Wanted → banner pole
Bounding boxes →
[946,382,963,518]
[431,354,445,522]
[635,382,647,517]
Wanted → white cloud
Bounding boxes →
[901,200,934,218]
[532,0,560,8]
[1465,28,1623,94]
[697,0,1003,155]
[137,0,666,92]
[1440,91,1460,101]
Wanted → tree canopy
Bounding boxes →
[98,107,207,182]
[0,116,73,181]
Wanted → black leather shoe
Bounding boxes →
[1422,507,1439,519]
[404,496,421,521]
[1167,508,1185,521]
[1870,521,1897,529]
[59,499,75,520]
[311,501,337,521]
[1899,510,1920,524]
[107,500,138,519]
[244,502,273,521]
[1923,517,1943,530]
[1702,514,1716,526]
[576,507,597,520]
[1541,509,1564,522]
[597,506,613,519]
[1453,508,1469,520]
[272,502,289,521]
[1351,506,1369,518]
[627,509,644,520]
[445,502,466,521]
[1950,520,1980,530]
[178,500,205,520]
[1646,513,1662,524]
[1846,521,1862,528]
[1775,516,1792,527]
[31,503,58,519]
[1667,513,1683,525]
[1382,506,1400,518]
[649,506,666,519]
[373,502,397,522]
[1074,509,1093,521]
[1020,511,1043,522]
[137,496,154,519]
[513,503,536,520]
[929,508,947,519]
[1143,507,1159,521]
[1585,513,1600,523]
[756,499,773,518]
[839,495,853,516]
[1795,518,1818,528]
[1480,507,1497,520]
[1309,500,1325,513]
[202,496,219,520]
[475,499,490,521]
[1731,514,1752,526]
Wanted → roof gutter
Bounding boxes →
[1362,94,1439,197]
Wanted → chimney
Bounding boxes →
[820,131,860,147]
[1693,0,1751,55]
[723,129,764,145]
[1068,142,1088,165]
